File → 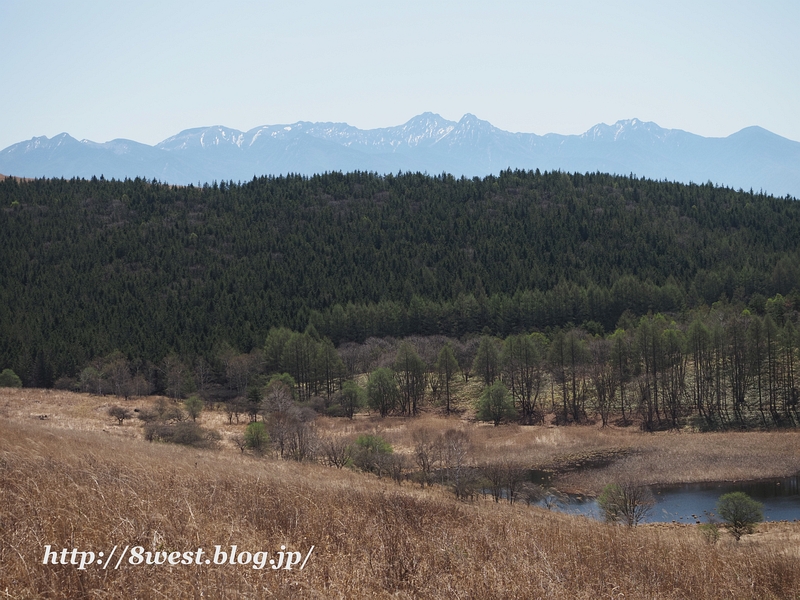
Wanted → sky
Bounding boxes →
[2,0,799,150]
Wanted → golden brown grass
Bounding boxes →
[553,429,800,493]
[313,412,800,494]
[2,389,800,598]
[5,388,800,492]
[3,418,800,599]
[0,388,149,434]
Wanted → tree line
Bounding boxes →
[18,296,793,431]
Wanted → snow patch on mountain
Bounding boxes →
[2,115,799,197]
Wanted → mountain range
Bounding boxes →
[2,113,799,197]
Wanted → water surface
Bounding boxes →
[541,475,800,523]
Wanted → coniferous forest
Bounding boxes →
[1,169,800,428]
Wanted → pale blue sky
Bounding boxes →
[2,0,798,149]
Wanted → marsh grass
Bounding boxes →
[2,389,800,597]
[335,410,800,494]
[3,418,800,598]
[553,430,800,493]
[5,387,800,490]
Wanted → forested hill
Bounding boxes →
[1,170,799,383]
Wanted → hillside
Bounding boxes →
[1,170,799,382]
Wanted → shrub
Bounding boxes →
[136,408,160,423]
[107,405,132,425]
[143,421,219,448]
[352,434,393,476]
[698,523,721,545]
[172,422,213,446]
[716,492,763,541]
[244,422,269,453]
[53,376,78,391]
[0,368,22,388]
[231,434,247,453]
[597,481,655,526]
[153,398,186,423]
[324,403,347,418]
[319,434,353,468]
[355,433,393,455]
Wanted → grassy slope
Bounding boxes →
[2,390,800,598]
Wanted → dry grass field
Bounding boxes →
[2,388,800,598]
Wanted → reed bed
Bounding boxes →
[313,412,800,493]
[5,386,800,488]
[2,414,800,598]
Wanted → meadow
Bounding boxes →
[2,388,800,598]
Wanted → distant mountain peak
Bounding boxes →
[157,125,247,152]
[1,114,798,197]
[458,112,480,123]
[579,118,677,143]
[408,111,448,122]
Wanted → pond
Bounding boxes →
[541,475,800,523]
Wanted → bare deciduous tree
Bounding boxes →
[194,356,214,401]
[503,460,528,505]
[589,337,618,427]
[412,428,441,488]
[440,428,474,499]
[104,352,133,400]
[226,353,257,398]
[232,433,247,454]
[261,380,316,461]
[162,354,189,400]
[598,480,655,526]
[319,434,353,469]
[481,462,506,503]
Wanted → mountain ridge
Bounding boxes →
[2,114,799,197]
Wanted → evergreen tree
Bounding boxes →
[476,381,516,426]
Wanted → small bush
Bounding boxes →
[306,395,327,414]
[136,408,160,423]
[352,434,393,476]
[144,421,218,448]
[355,434,393,455]
[154,398,186,423]
[244,422,269,453]
[698,523,721,545]
[53,376,78,391]
[107,405,132,425]
[324,403,347,418]
[0,368,22,388]
[319,434,353,468]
